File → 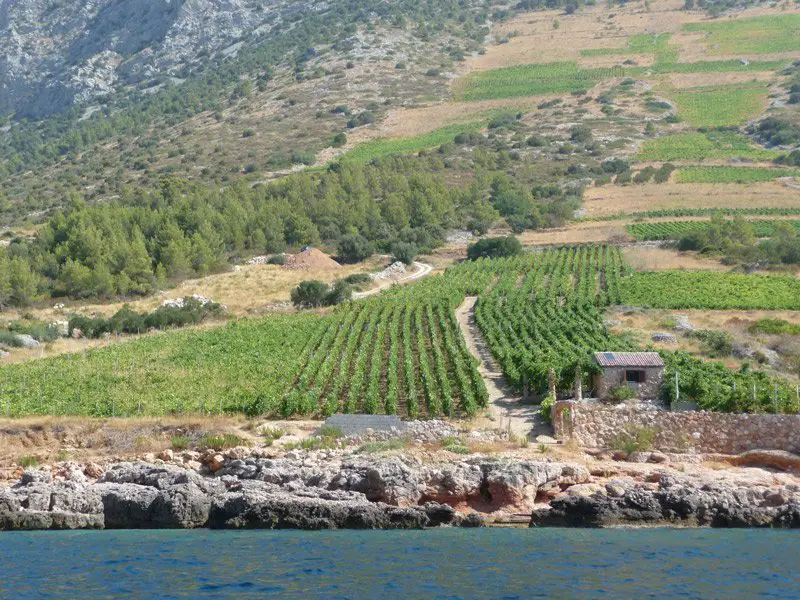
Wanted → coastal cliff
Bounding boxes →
[2,449,799,530]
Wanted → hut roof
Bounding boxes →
[594,352,664,368]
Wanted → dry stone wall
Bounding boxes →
[552,400,800,454]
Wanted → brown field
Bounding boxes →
[518,222,630,246]
[667,71,777,88]
[622,246,731,272]
[468,0,694,71]
[583,181,800,218]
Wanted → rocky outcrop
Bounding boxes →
[0,0,304,117]
[0,457,581,530]
[531,475,800,528]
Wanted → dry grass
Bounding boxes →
[667,71,777,88]
[622,246,732,272]
[583,181,800,218]
[518,222,631,246]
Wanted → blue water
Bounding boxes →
[0,528,797,598]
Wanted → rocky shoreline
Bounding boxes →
[2,450,799,530]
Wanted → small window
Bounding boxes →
[625,370,646,383]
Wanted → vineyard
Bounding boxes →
[0,314,322,418]
[454,62,628,101]
[594,207,800,222]
[683,14,800,55]
[3,243,800,416]
[674,166,800,184]
[666,84,770,128]
[619,271,800,310]
[474,245,632,394]
[637,131,779,162]
[341,121,485,164]
[626,219,800,241]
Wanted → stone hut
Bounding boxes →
[593,352,664,401]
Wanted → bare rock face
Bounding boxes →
[0,470,104,530]
[531,474,800,528]
[0,0,307,117]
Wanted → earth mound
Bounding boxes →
[284,248,342,270]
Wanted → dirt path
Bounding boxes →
[352,261,433,300]
[455,297,547,440]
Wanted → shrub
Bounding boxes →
[338,233,373,264]
[331,132,347,148]
[291,280,330,308]
[467,236,522,260]
[538,393,555,424]
[341,273,372,288]
[324,280,353,306]
[262,427,286,446]
[17,455,38,468]
[171,435,191,451]
[356,438,411,453]
[609,425,657,456]
[242,129,256,138]
[606,384,638,404]
[266,254,286,265]
[391,241,417,265]
[688,329,734,357]
[202,433,249,451]
[570,125,592,143]
[68,298,224,338]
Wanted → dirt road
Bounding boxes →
[455,296,545,440]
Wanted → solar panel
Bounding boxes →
[603,352,615,361]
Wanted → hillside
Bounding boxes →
[1,0,800,419]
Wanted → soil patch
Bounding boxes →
[284,248,342,270]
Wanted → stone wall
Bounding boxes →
[593,366,663,401]
[552,400,800,454]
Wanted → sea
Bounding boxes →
[0,528,797,599]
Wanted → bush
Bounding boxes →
[609,425,657,456]
[324,280,353,306]
[570,125,592,143]
[467,236,522,260]
[538,393,555,424]
[688,329,734,357]
[202,433,250,451]
[341,273,372,288]
[266,254,286,265]
[331,132,347,148]
[391,241,417,265]
[338,233,373,264]
[68,298,223,338]
[171,435,191,451]
[242,129,256,138]
[17,455,38,468]
[291,280,330,308]
[605,384,637,404]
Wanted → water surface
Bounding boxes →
[1,528,797,598]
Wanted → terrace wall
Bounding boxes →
[552,400,800,454]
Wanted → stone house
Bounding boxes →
[593,352,664,401]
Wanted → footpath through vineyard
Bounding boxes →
[456,296,540,439]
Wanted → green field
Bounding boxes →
[620,271,800,310]
[667,84,770,127]
[674,166,799,183]
[341,121,485,163]
[637,131,779,162]
[581,33,677,65]
[4,246,800,417]
[593,207,800,221]
[0,314,321,417]
[454,62,627,101]
[626,219,800,241]
[684,14,800,55]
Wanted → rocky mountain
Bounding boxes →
[0,0,306,117]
